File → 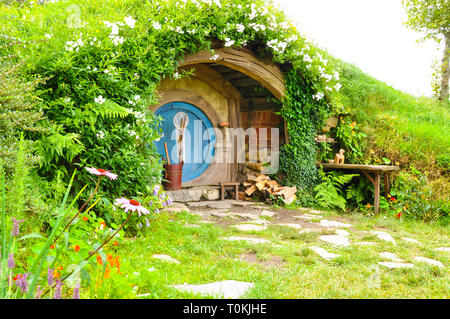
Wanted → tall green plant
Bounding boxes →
[314,170,359,211]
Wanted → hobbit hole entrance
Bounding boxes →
[151,48,286,187]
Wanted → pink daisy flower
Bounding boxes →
[114,197,150,217]
[85,167,118,180]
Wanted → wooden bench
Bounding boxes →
[316,163,400,214]
[219,182,240,200]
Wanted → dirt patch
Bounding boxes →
[239,251,284,269]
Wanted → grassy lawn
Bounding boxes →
[110,206,449,299]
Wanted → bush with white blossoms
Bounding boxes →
[0,0,344,194]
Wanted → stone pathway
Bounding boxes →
[379,252,404,262]
[310,246,340,260]
[371,231,396,244]
[414,256,444,268]
[160,199,448,298]
[318,235,351,246]
[220,236,271,245]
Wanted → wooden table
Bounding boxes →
[316,163,400,214]
[219,182,240,200]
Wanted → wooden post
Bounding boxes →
[384,173,389,196]
[374,172,380,214]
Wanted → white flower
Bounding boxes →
[236,23,245,33]
[112,36,124,45]
[174,72,181,79]
[224,37,235,47]
[94,95,106,104]
[44,34,52,39]
[325,86,332,91]
[134,95,140,102]
[129,130,137,136]
[322,73,333,82]
[333,71,340,81]
[334,83,342,91]
[303,55,313,63]
[124,16,136,29]
[152,21,161,30]
[176,26,184,34]
[96,131,105,139]
[313,92,324,101]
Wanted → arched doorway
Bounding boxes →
[154,101,216,183]
[151,47,287,187]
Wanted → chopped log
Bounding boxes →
[255,175,270,183]
[244,185,257,196]
[238,191,247,200]
[245,174,258,183]
[243,181,253,188]
[265,180,278,187]
[255,181,266,191]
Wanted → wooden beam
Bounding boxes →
[374,172,380,215]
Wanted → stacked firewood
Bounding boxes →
[239,174,297,205]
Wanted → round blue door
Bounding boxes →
[154,102,216,183]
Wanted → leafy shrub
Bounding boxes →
[1,0,344,200]
[313,170,358,211]
[389,168,448,223]
[0,54,46,174]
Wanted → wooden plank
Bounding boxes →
[374,172,380,215]
[244,185,257,196]
[316,163,400,172]
[361,170,375,185]
[255,175,270,183]
[255,181,266,191]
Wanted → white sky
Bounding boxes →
[272,0,443,97]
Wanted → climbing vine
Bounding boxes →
[0,0,340,200]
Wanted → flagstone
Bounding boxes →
[435,247,450,252]
[228,213,261,220]
[319,219,352,228]
[401,237,420,244]
[171,280,254,299]
[379,252,404,262]
[219,236,271,245]
[293,214,322,220]
[208,202,232,209]
[371,231,396,244]
[260,210,276,217]
[232,224,267,232]
[378,262,414,269]
[151,254,180,264]
[277,223,303,230]
[414,256,444,268]
[318,235,351,246]
[310,246,341,260]
[183,224,201,228]
[246,219,271,225]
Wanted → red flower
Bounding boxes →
[73,245,80,252]
[50,244,55,249]
[390,197,396,202]
[394,211,402,219]
[82,216,88,222]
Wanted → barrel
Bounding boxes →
[163,163,183,190]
